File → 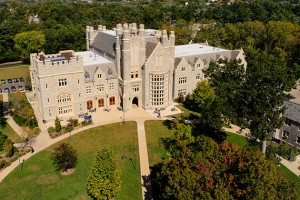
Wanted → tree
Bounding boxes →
[151,135,298,200]
[0,132,8,151]
[55,117,61,132]
[87,148,121,200]
[3,139,14,157]
[184,80,223,130]
[14,31,45,63]
[204,52,295,154]
[52,142,78,171]
[0,99,6,128]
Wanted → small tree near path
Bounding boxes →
[87,148,121,200]
[55,117,61,133]
[52,142,78,172]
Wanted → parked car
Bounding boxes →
[0,88,2,93]
[11,86,16,92]
[13,78,19,83]
[7,79,12,83]
[4,88,10,93]
[1,79,6,84]
[18,85,24,91]
[19,77,24,82]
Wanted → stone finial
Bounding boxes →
[139,24,144,30]
[117,23,122,30]
[170,31,175,36]
[102,26,106,31]
[162,30,167,36]
[123,23,128,30]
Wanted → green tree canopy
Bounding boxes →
[87,148,121,200]
[52,142,78,171]
[14,30,45,63]
[151,134,297,200]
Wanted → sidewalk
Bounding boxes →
[136,119,152,200]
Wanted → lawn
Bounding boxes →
[168,103,200,119]
[225,131,248,147]
[144,120,174,166]
[0,65,29,80]
[0,124,21,143]
[0,121,141,200]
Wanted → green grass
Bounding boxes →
[225,131,248,147]
[144,120,174,166]
[0,65,29,80]
[0,124,21,143]
[168,103,200,118]
[0,121,141,200]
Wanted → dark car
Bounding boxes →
[1,79,6,84]
[11,86,16,92]
[0,88,2,93]
[18,85,24,91]
[4,88,10,93]
[19,77,24,82]
[13,78,19,83]
[7,79,12,83]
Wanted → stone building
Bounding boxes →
[30,23,246,120]
[279,101,300,147]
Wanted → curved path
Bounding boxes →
[0,92,179,200]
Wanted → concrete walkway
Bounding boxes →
[137,119,152,200]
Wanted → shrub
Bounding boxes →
[0,132,8,151]
[64,126,74,133]
[3,139,14,157]
[0,160,8,169]
[67,118,78,127]
[13,114,25,126]
[52,142,78,171]
[47,126,55,134]
[33,127,41,135]
[55,117,61,132]
[82,120,92,126]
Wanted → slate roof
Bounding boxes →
[84,63,117,83]
[146,37,159,59]
[284,101,300,124]
[91,32,116,57]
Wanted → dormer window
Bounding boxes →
[182,67,185,71]
[284,119,292,126]
[282,130,289,139]
[98,74,102,79]
[197,64,200,68]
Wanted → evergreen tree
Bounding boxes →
[87,148,121,200]
[55,117,61,132]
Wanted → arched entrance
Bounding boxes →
[132,97,138,108]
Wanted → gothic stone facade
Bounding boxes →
[30,23,246,120]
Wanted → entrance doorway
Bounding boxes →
[132,97,138,107]
[87,100,93,109]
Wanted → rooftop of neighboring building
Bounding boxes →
[175,43,229,58]
[284,101,300,124]
[75,51,112,66]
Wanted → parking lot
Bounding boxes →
[0,78,25,93]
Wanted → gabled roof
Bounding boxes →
[284,101,300,124]
[146,37,159,59]
[91,32,116,57]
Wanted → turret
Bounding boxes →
[161,30,168,47]
[122,23,131,81]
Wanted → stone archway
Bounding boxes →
[132,97,138,108]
